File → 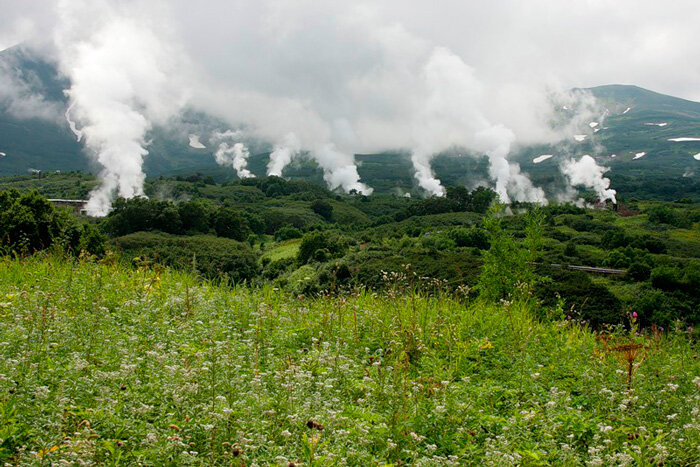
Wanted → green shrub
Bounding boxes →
[650,266,684,291]
[213,207,251,241]
[448,227,490,249]
[297,231,348,264]
[628,262,651,281]
[310,199,334,221]
[535,270,622,327]
[0,189,103,256]
[112,232,259,282]
[275,225,303,241]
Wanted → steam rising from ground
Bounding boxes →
[561,155,617,203]
[54,0,184,216]
[3,0,632,210]
[211,130,254,179]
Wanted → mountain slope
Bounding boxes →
[1,45,699,199]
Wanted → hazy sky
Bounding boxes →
[1,0,699,101]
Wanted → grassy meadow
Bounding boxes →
[0,254,698,465]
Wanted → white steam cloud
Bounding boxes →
[561,155,617,203]
[267,133,301,177]
[54,0,184,216]
[4,0,654,209]
[211,130,254,179]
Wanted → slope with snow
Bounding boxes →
[188,135,206,149]
[532,154,553,164]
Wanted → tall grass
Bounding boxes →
[0,254,698,465]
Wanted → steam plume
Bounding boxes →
[210,130,254,179]
[267,133,301,177]
[561,155,617,203]
[410,47,546,203]
[55,0,183,216]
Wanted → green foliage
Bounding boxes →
[212,206,251,241]
[105,197,184,236]
[0,189,103,256]
[534,270,622,327]
[448,227,490,249]
[112,232,259,282]
[177,200,211,233]
[477,205,543,301]
[628,262,651,281]
[275,225,303,241]
[0,255,698,464]
[297,231,348,264]
[647,205,693,228]
[310,199,334,221]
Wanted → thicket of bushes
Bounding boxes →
[112,232,259,282]
[1,182,697,329]
[0,189,104,256]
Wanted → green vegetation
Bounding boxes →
[1,175,698,329]
[1,170,699,464]
[0,189,104,257]
[0,254,698,464]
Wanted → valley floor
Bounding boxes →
[0,255,698,465]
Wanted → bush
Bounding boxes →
[628,262,651,281]
[297,231,348,264]
[420,234,455,251]
[105,197,183,236]
[535,270,622,327]
[0,189,103,256]
[650,266,684,291]
[275,225,303,241]
[112,233,259,282]
[262,257,296,280]
[213,207,251,241]
[647,205,693,228]
[448,227,490,249]
[280,264,319,296]
[178,200,211,233]
[310,199,334,221]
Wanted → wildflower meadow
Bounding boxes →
[0,254,698,465]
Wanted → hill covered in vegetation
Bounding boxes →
[1,173,698,329]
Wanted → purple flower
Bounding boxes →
[632,311,638,318]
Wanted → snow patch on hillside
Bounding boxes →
[188,135,206,149]
[574,134,587,142]
[532,155,553,164]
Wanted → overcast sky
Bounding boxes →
[1,0,699,101]
[2,0,686,207]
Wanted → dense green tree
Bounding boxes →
[213,207,251,241]
[0,189,104,256]
[310,199,334,221]
[470,186,498,213]
[297,231,348,264]
[178,200,210,233]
